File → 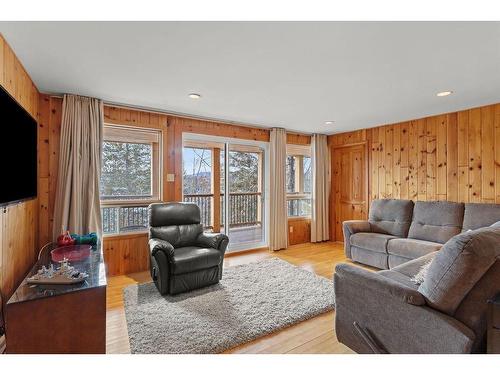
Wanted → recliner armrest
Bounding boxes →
[335,263,424,305]
[343,220,371,258]
[196,232,229,252]
[149,238,175,258]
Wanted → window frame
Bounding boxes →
[100,124,163,236]
[286,144,312,218]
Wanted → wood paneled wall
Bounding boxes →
[328,103,500,240]
[0,34,40,302]
[38,95,62,246]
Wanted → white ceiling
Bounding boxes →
[1,21,500,134]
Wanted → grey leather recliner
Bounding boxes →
[148,202,229,295]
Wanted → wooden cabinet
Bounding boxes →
[5,244,107,354]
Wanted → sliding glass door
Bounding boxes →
[226,144,264,247]
[182,135,268,252]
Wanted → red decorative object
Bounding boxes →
[56,231,76,247]
[51,245,91,262]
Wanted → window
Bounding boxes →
[286,145,312,217]
[100,125,162,235]
[182,145,215,228]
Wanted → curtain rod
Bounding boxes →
[47,93,313,136]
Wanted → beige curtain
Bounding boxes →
[52,94,103,240]
[269,128,288,251]
[311,134,330,242]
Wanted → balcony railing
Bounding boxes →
[102,205,149,234]
[101,192,262,235]
[184,192,261,230]
[182,194,213,228]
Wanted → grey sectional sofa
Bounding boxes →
[343,199,500,269]
[334,221,500,353]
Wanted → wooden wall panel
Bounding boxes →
[288,218,311,246]
[0,34,40,303]
[468,108,482,202]
[408,120,419,200]
[481,106,495,202]
[446,113,458,202]
[328,102,500,238]
[37,95,62,245]
[425,117,437,201]
[495,104,500,204]
[103,233,150,277]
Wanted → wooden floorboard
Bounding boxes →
[106,241,357,354]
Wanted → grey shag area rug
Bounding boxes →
[123,258,335,354]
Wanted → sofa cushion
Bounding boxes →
[390,252,438,278]
[170,246,222,274]
[378,269,418,289]
[350,247,388,269]
[418,226,500,315]
[368,199,414,237]
[462,203,500,231]
[382,252,437,285]
[408,201,464,244]
[388,255,414,269]
[350,232,396,253]
[387,238,442,260]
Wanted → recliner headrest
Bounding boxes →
[149,202,201,227]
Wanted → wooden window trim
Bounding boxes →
[286,144,312,218]
[101,124,163,206]
[100,124,163,236]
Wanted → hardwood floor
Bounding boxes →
[106,241,357,354]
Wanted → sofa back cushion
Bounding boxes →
[408,201,464,243]
[462,203,500,231]
[418,226,500,315]
[368,199,414,237]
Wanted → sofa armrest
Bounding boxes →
[334,263,476,353]
[149,238,175,258]
[196,232,229,252]
[342,220,371,258]
[335,263,424,305]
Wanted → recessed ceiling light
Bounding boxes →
[436,91,453,97]
[325,121,334,125]
[188,93,201,99]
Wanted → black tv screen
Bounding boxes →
[0,85,37,205]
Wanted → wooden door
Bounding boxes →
[332,143,368,242]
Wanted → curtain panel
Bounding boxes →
[52,94,104,240]
[311,133,330,242]
[269,128,288,251]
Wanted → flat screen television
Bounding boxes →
[0,85,37,206]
